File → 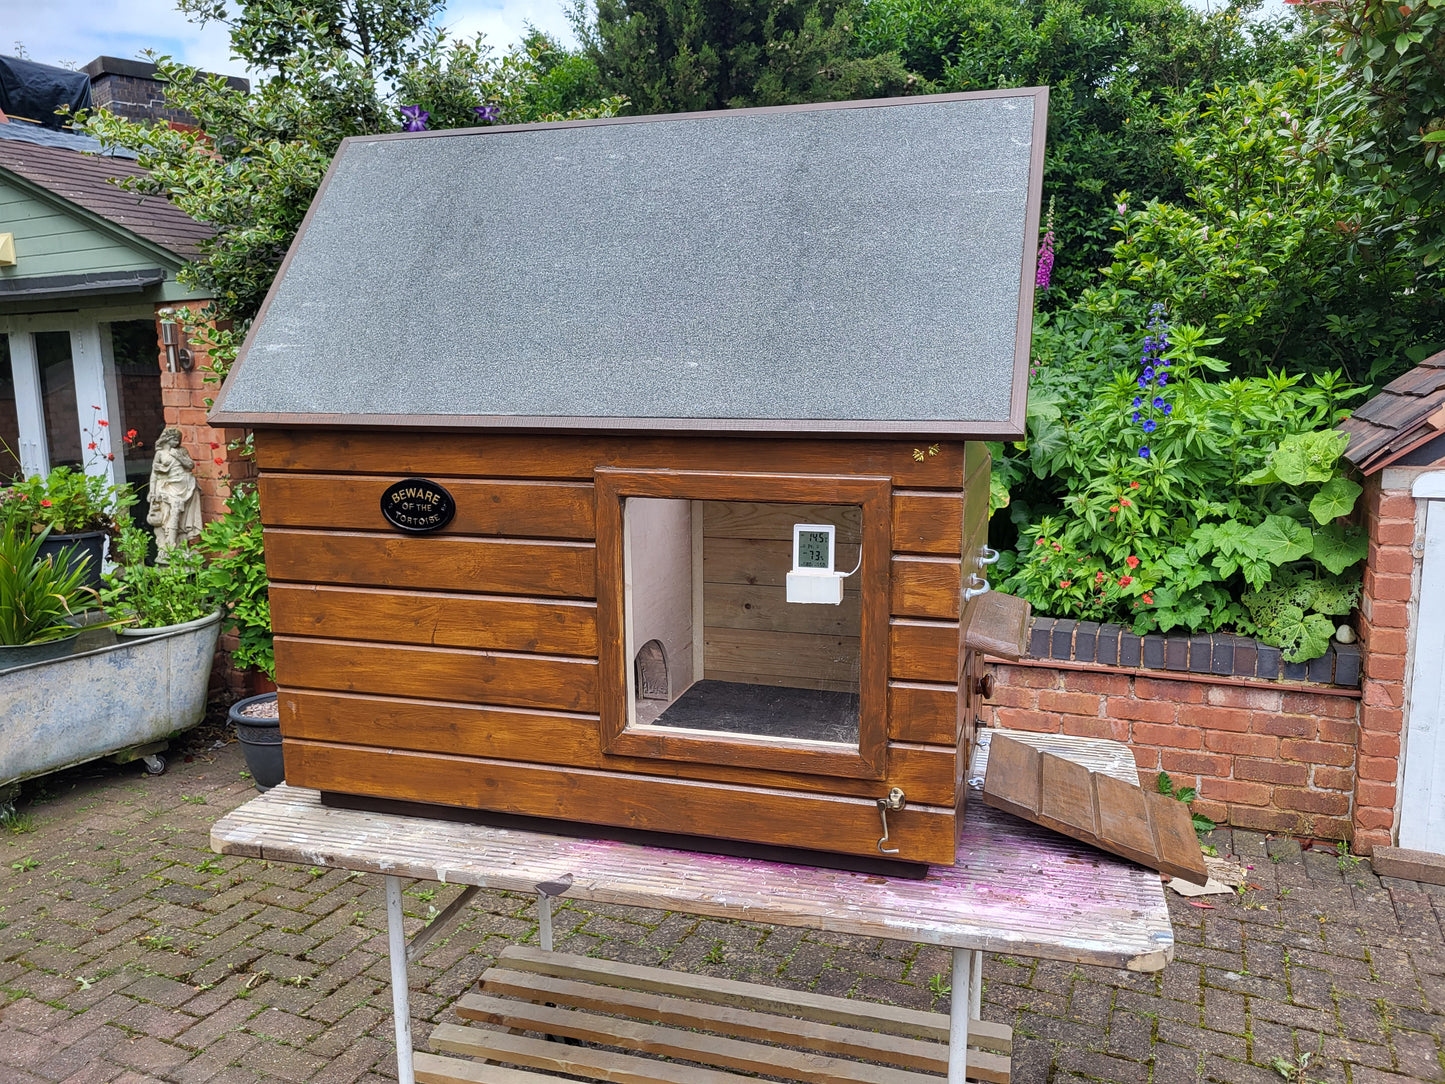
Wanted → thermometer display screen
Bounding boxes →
[797,530,832,570]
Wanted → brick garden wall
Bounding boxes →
[984,621,1364,845]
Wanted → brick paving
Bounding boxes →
[0,736,1442,1083]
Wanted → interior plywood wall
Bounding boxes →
[700,502,862,694]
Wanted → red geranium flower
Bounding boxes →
[87,442,97,450]
[1125,555,1139,569]
[1130,481,1140,489]
[214,457,225,465]
[1120,498,1132,507]
[1119,575,1133,586]
[39,499,51,507]
[1059,580,1071,588]
[1095,571,1106,584]
[97,419,108,427]
[1142,593,1154,604]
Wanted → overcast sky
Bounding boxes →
[0,0,575,77]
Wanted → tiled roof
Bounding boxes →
[0,133,208,258]
[1338,347,1445,474]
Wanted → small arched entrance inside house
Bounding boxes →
[635,638,669,701]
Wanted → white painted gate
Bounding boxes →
[1401,473,1445,851]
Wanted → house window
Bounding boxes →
[596,469,890,780]
[0,336,19,480]
[0,312,164,494]
[35,330,83,471]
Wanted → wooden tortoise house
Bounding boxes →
[210,90,1047,868]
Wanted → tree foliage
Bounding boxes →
[1318,0,1445,266]
[580,0,917,114]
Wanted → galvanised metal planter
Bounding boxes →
[0,608,223,791]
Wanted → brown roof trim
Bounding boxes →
[205,409,1032,439]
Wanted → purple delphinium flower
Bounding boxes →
[1139,446,1150,458]
[1132,411,1141,424]
[473,105,500,122]
[1163,404,1172,415]
[1143,419,1156,434]
[400,105,429,132]
[1153,397,1165,409]
[1133,397,1141,408]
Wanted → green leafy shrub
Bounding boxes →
[0,467,135,539]
[101,526,218,630]
[999,310,1366,661]
[200,486,273,678]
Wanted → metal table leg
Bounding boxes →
[538,891,554,951]
[385,875,415,1084]
[970,948,983,1020]
[948,946,972,1084]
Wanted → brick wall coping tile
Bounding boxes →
[993,617,1362,696]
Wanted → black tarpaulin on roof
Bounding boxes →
[0,55,92,129]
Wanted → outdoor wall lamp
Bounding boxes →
[160,319,194,373]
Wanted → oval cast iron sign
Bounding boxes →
[380,478,456,533]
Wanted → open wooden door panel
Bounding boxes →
[981,734,1208,885]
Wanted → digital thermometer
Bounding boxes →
[787,523,844,604]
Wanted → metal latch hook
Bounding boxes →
[876,787,907,854]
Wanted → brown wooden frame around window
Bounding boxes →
[595,467,891,780]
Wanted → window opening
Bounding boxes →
[625,497,862,747]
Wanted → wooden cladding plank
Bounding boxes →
[704,626,860,684]
[283,740,959,864]
[270,585,597,657]
[257,430,966,488]
[892,556,960,620]
[889,682,959,745]
[892,491,964,555]
[477,968,949,1072]
[264,529,595,598]
[702,501,862,542]
[980,735,1208,885]
[282,691,959,805]
[704,582,861,636]
[274,638,597,713]
[258,474,595,539]
[452,992,940,1084]
[704,537,859,589]
[889,620,959,683]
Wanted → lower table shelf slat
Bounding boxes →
[428,949,1011,1083]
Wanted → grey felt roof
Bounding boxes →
[213,90,1046,435]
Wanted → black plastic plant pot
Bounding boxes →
[229,692,284,791]
[38,530,106,592]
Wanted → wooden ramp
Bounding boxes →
[417,945,1011,1083]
